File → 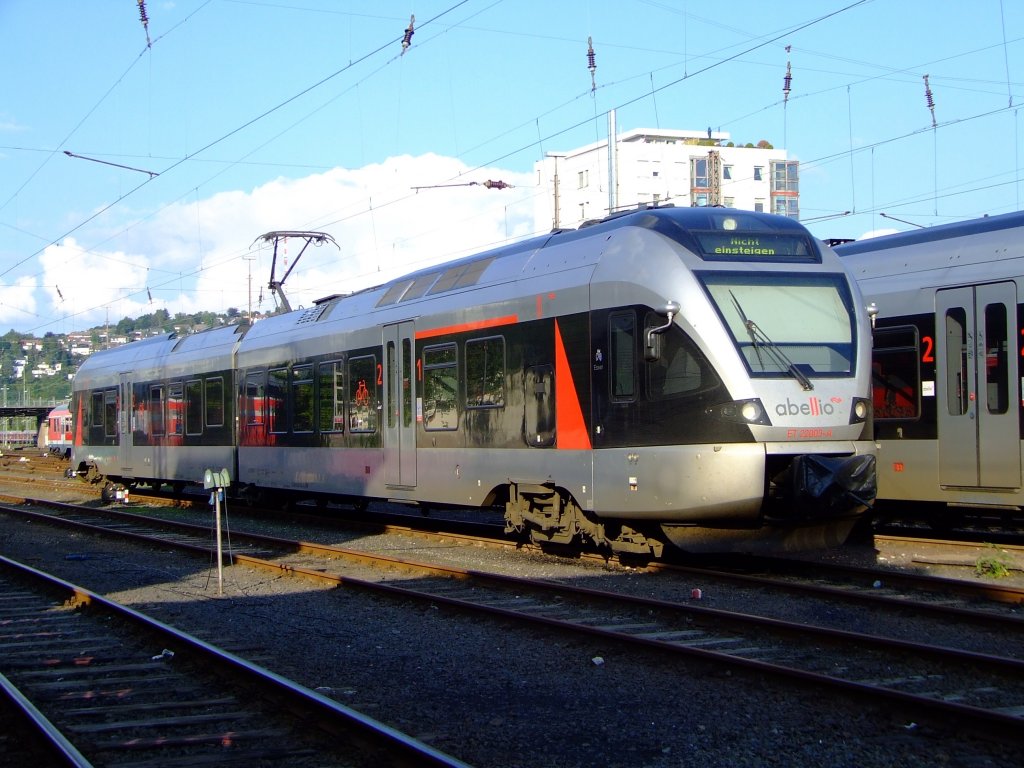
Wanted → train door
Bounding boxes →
[383,321,417,488]
[935,283,1020,488]
[118,373,134,472]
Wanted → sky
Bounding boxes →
[2,0,1023,336]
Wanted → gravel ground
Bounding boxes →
[1,476,1022,767]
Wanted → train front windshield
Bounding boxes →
[701,272,856,378]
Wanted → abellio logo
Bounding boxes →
[775,397,839,417]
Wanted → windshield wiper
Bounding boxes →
[730,291,814,391]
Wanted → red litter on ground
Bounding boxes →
[690,588,702,599]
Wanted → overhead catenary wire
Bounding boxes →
[9,0,1019,335]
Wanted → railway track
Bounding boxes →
[0,553,471,768]
[3,497,1024,744]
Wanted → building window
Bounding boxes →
[753,166,763,181]
[723,165,733,180]
[578,170,589,189]
[771,161,799,193]
[773,197,799,218]
[691,157,709,188]
[723,196,735,208]
[754,199,765,212]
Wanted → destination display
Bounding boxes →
[694,231,816,261]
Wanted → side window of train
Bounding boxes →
[945,309,969,416]
[206,377,225,428]
[317,360,345,433]
[349,355,378,433]
[150,385,165,436]
[244,372,265,426]
[984,303,1009,414]
[423,343,458,430]
[268,368,288,434]
[644,317,716,400]
[466,336,505,407]
[103,390,117,438]
[609,311,637,402]
[185,379,203,436]
[167,383,184,435]
[91,392,104,430]
[292,364,314,433]
[872,326,920,420]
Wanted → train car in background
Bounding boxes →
[44,403,73,458]
[70,206,876,554]
[835,210,1024,525]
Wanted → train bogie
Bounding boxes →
[70,207,876,553]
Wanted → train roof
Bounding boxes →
[833,210,1024,317]
[301,205,818,313]
[833,210,1024,257]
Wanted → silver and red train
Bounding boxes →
[67,206,877,554]
[835,210,1024,525]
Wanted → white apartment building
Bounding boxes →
[534,127,798,231]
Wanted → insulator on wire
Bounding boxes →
[783,62,792,104]
[401,15,415,54]
[923,74,936,128]
[481,180,512,190]
[137,0,152,48]
[587,36,597,92]
[56,286,64,301]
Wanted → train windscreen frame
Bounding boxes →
[700,271,857,378]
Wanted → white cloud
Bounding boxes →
[856,228,900,240]
[28,154,538,331]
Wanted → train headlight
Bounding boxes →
[849,397,871,424]
[711,398,772,426]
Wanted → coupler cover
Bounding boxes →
[785,454,877,519]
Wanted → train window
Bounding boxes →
[349,355,377,433]
[703,272,854,376]
[386,341,397,429]
[645,321,717,400]
[871,327,920,420]
[401,273,440,301]
[167,383,184,435]
[377,280,413,307]
[945,309,969,416]
[317,360,345,433]
[268,368,288,434]
[103,390,117,438]
[609,311,637,402]
[206,377,224,428]
[185,379,203,436]
[984,303,1009,414]
[423,344,458,430]
[427,257,495,296]
[150,385,165,436]
[402,338,413,428]
[244,372,265,427]
[91,392,104,428]
[292,365,314,433]
[466,336,505,408]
